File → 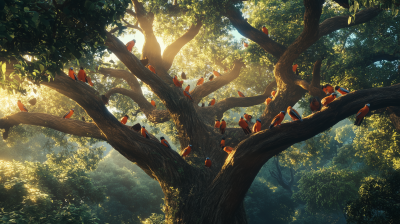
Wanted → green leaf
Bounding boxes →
[1,62,6,75]
[39,64,45,72]
[31,12,39,27]
[348,16,352,25]
[23,7,30,12]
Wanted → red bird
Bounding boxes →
[196,77,204,86]
[120,115,129,124]
[160,137,171,149]
[309,97,322,113]
[126,39,136,52]
[322,84,335,95]
[355,104,370,126]
[238,91,245,98]
[239,117,251,135]
[148,64,156,74]
[287,106,302,121]
[321,93,337,106]
[253,119,261,133]
[209,98,216,106]
[292,64,298,73]
[265,96,273,105]
[182,145,192,157]
[215,120,221,128]
[63,109,74,119]
[184,85,190,92]
[220,119,226,134]
[335,86,350,95]
[17,100,28,112]
[173,75,183,88]
[78,67,87,82]
[183,90,193,100]
[151,99,156,107]
[243,42,248,48]
[220,137,225,148]
[269,111,286,129]
[68,67,77,81]
[141,126,150,139]
[205,157,212,168]
[271,90,276,98]
[213,70,222,77]
[244,113,252,122]
[209,75,214,81]
[262,26,268,35]
[224,146,233,154]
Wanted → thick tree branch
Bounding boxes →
[122,18,143,33]
[96,67,142,91]
[294,59,326,98]
[162,19,203,70]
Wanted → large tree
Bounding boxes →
[1,0,400,223]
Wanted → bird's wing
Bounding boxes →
[62,111,70,118]
[340,87,349,93]
[290,109,301,120]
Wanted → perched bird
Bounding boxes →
[224,146,233,154]
[78,67,87,82]
[253,119,261,133]
[82,116,86,122]
[131,123,141,132]
[126,39,136,52]
[265,96,273,105]
[287,106,302,121]
[292,64,298,73]
[86,76,94,86]
[213,70,222,77]
[220,137,225,148]
[160,137,171,149]
[335,86,350,95]
[28,98,36,106]
[140,57,148,66]
[205,157,212,168]
[220,119,226,134]
[141,126,150,139]
[17,100,28,112]
[243,42,249,48]
[196,77,204,86]
[355,104,370,126]
[182,145,192,157]
[101,95,109,105]
[239,117,251,135]
[322,84,335,95]
[309,97,321,113]
[183,91,193,100]
[184,85,190,92]
[201,103,205,107]
[271,90,276,98]
[262,26,268,35]
[215,120,221,128]
[244,113,252,122]
[181,72,187,80]
[209,75,214,81]
[120,115,129,125]
[269,111,286,129]
[238,91,245,98]
[151,99,156,108]
[63,109,74,119]
[321,93,337,106]
[68,67,77,81]
[148,64,156,74]
[173,75,183,88]
[209,98,216,106]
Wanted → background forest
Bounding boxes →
[1,0,400,223]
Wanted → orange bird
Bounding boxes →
[120,115,129,125]
[181,72,187,80]
[151,99,156,108]
[243,42,248,48]
[78,67,87,82]
[220,119,226,134]
[292,64,298,73]
[321,93,337,106]
[209,98,216,106]
[182,145,192,157]
[68,67,77,81]
[220,137,225,148]
[148,64,156,74]
[244,113,252,122]
[287,106,302,121]
[160,137,171,149]
[224,146,233,154]
[173,75,183,88]
[141,126,150,139]
[63,109,74,119]
[271,90,276,98]
[269,111,286,129]
[239,117,251,135]
[355,104,370,126]
[253,119,261,133]
[265,96,273,105]
[197,77,204,86]
[262,26,268,35]
[17,100,28,112]
[322,84,335,95]
[238,91,245,98]
[184,85,190,92]
[205,157,212,168]
[215,120,221,128]
[209,75,214,81]
[86,76,94,86]
[183,90,193,100]
[213,70,222,77]
[126,39,136,52]
[335,86,350,95]
[309,97,321,113]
